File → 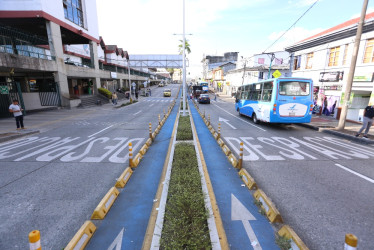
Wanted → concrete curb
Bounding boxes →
[297,123,374,144]
[0,130,40,143]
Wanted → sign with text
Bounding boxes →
[353,73,374,82]
[319,71,343,82]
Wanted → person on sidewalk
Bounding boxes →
[9,100,25,130]
[355,104,374,138]
[111,92,118,105]
[135,91,138,99]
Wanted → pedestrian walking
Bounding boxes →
[355,104,374,138]
[135,91,138,99]
[111,92,118,105]
[148,88,151,96]
[9,100,25,130]
[214,93,217,101]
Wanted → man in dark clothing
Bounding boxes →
[356,104,374,138]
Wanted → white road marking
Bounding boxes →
[335,164,374,183]
[219,117,237,129]
[88,125,113,138]
[149,104,154,107]
[231,194,262,250]
[212,103,266,131]
[107,228,124,250]
[133,110,142,116]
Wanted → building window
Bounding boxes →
[363,38,374,63]
[306,52,313,69]
[343,44,349,65]
[63,0,84,28]
[328,46,340,67]
[293,55,301,70]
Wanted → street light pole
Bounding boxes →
[241,57,246,86]
[337,0,368,130]
[127,59,133,103]
[182,0,186,116]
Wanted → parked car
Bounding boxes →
[198,94,210,104]
[163,89,171,97]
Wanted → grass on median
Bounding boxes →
[160,143,211,249]
[176,115,193,141]
[180,101,188,109]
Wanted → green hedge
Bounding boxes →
[176,115,193,140]
[160,143,211,249]
[98,88,112,98]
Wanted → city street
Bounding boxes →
[198,93,374,249]
[0,84,179,249]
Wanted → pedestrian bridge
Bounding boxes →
[129,54,183,68]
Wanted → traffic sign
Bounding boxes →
[272,70,281,78]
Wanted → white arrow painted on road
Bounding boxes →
[107,228,124,250]
[231,194,262,250]
[219,117,237,130]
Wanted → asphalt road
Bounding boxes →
[197,94,374,250]
[0,84,179,249]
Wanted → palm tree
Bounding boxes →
[178,39,191,55]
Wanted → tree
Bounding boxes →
[178,39,191,55]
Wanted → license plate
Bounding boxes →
[289,112,295,116]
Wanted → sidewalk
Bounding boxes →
[0,89,151,143]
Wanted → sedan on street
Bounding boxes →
[163,89,171,97]
[198,94,210,104]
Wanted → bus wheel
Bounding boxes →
[252,113,259,124]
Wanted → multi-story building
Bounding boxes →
[225,51,290,97]
[201,52,238,81]
[0,0,164,117]
[285,12,374,122]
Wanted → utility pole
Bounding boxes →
[182,0,186,116]
[241,57,246,86]
[337,0,368,130]
[267,53,275,79]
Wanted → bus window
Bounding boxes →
[279,81,310,96]
[261,81,273,102]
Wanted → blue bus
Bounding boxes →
[235,77,314,124]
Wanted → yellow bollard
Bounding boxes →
[158,114,161,125]
[218,123,221,140]
[238,142,243,169]
[208,114,210,125]
[129,142,133,168]
[163,109,166,117]
[344,234,358,250]
[149,123,152,139]
[29,230,41,250]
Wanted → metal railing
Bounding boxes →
[0,46,55,61]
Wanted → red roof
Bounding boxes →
[298,11,374,44]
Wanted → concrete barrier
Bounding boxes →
[239,169,257,190]
[146,138,152,147]
[139,144,148,155]
[228,153,238,168]
[217,138,224,147]
[213,132,219,140]
[65,221,96,250]
[91,187,120,219]
[152,132,156,140]
[221,145,231,156]
[115,167,133,188]
[132,152,142,167]
[278,225,309,250]
[254,189,283,223]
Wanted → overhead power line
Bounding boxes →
[262,0,320,53]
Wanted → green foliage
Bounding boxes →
[160,143,211,249]
[98,88,112,98]
[176,115,192,140]
[180,101,188,110]
[276,235,291,250]
[178,39,191,55]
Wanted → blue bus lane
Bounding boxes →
[190,101,279,250]
[85,98,179,249]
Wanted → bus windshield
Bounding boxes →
[279,81,310,96]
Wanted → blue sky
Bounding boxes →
[96,0,374,77]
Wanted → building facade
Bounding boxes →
[286,12,374,122]
[0,0,166,117]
